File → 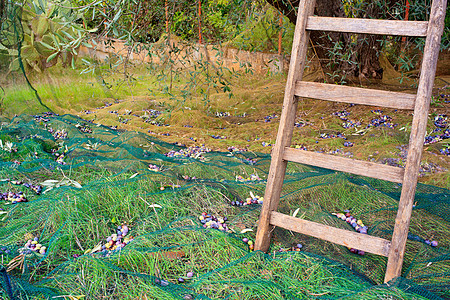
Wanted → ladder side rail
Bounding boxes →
[254,0,317,252]
[384,0,447,283]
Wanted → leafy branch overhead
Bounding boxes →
[5,0,96,73]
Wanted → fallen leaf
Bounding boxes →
[90,242,103,253]
[149,204,162,208]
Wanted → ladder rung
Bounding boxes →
[295,81,416,110]
[283,147,404,183]
[306,16,428,37]
[270,211,391,257]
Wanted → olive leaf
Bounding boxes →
[40,177,82,193]
[4,0,91,73]
[84,141,100,150]
[148,204,162,208]
[0,139,16,152]
[46,52,58,62]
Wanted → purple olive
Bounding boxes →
[186,271,194,278]
[178,277,185,283]
[430,241,438,247]
[242,238,249,243]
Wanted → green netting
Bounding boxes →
[1,0,448,298]
[0,113,448,300]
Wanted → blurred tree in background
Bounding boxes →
[266,0,449,82]
[1,0,448,83]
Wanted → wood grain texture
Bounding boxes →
[306,16,428,36]
[385,0,447,283]
[255,0,446,285]
[254,0,317,253]
[270,212,391,257]
[283,147,404,183]
[295,81,416,110]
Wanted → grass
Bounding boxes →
[0,61,449,299]
[0,114,447,299]
[3,64,448,189]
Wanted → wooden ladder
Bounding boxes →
[254,0,447,283]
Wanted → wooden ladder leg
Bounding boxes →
[384,0,447,283]
[255,0,317,252]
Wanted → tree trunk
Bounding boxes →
[266,0,385,82]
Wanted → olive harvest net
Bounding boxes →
[1,0,450,299]
[0,112,448,300]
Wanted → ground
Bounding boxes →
[2,67,449,188]
[0,65,449,300]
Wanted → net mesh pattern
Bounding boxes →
[0,113,448,300]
